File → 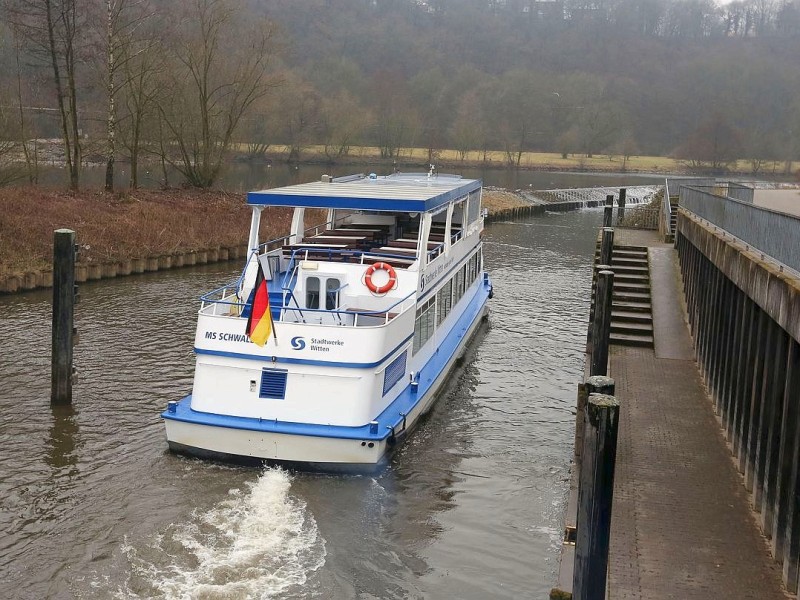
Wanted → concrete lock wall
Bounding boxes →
[676,209,800,593]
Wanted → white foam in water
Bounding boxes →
[118,468,326,599]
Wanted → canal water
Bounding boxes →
[0,208,601,599]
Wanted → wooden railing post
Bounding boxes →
[573,393,620,600]
[52,229,76,404]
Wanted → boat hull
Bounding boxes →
[163,283,490,471]
[164,419,387,471]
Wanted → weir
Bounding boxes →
[555,179,800,599]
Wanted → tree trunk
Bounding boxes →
[105,0,115,192]
[44,0,75,189]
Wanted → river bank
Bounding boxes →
[257,145,799,178]
[0,186,531,294]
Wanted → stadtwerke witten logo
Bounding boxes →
[291,336,306,350]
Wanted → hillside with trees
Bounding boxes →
[1,0,799,189]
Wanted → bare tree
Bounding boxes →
[11,25,38,183]
[97,0,159,190]
[157,0,280,188]
[319,91,367,162]
[6,0,85,190]
[676,114,744,172]
[267,72,321,163]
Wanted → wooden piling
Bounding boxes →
[573,393,620,600]
[603,205,613,229]
[577,376,616,464]
[600,228,614,268]
[51,229,76,405]
[591,270,614,377]
[617,188,626,225]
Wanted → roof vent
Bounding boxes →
[321,174,332,183]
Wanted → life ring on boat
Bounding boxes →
[364,262,397,294]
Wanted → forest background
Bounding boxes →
[1,0,800,192]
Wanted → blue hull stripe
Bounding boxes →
[163,276,492,441]
[194,333,414,369]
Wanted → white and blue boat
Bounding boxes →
[162,172,493,470]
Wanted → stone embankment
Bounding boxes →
[0,245,250,294]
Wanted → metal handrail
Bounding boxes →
[680,186,800,277]
[662,179,672,238]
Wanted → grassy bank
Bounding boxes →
[0,188,294,275]
[257,145,799,177]
[0,187,523,279]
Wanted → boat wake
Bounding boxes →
[116,468,326,599]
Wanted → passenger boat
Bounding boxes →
[161,172,493,470]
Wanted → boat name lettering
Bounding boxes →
[205,331,252,343]
[289,336,344,352]
[309,338,344,346]
[421,257,455,290]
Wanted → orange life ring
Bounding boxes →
[364,262,397,294]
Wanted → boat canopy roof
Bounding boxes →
[247,173,482,213]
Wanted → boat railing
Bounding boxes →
[279,247,417,275]
[426,242,446,263]
[281,287,306,323]
[199,282,245,315]
[278,290,416,327]
[199,282,415,328]
[256,219,337,254]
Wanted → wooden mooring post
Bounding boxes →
[591,269,614,377]
[600,227,614,267]
[603,206,613,229]
[575,376,616,465]
[617,188,626,225]
[573,393,620,600]
[52,229,77,404]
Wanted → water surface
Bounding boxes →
[0,208,601,599]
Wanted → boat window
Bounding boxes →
[437,280,453,326]
[467,190,481,224]
[306,276,320,309]
[451,199,466,244]
[468,252,478,284]
[453,266,465,306]
[325,278,341,310]
[413,297,436,354]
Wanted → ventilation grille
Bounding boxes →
[383,351,407,396]
[260,368,288,399]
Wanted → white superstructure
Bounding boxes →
[162,172,493,470]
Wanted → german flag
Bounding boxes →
[245,260,275,347]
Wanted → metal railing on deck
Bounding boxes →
[680,186,800,275]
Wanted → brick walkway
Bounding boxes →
[607,247,789,599]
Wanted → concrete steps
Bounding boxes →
[593,244,653,348]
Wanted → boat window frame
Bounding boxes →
[325,277,341,310]
[451,197,467,246]
[306,276,321,309]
